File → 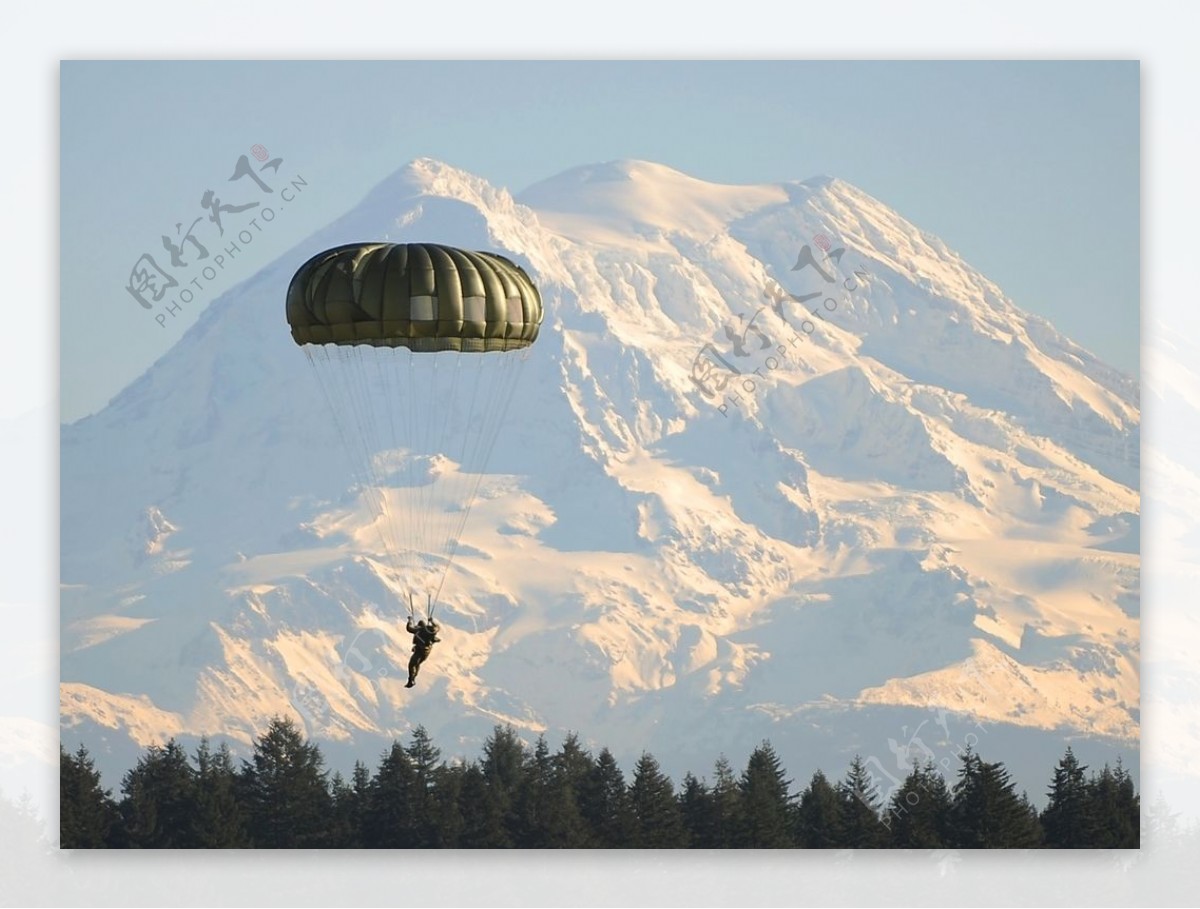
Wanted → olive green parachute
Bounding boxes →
[286,242,544,617]
[286,242,542,351]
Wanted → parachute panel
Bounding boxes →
[286,242,542,352]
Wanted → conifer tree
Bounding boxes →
[884,760,952,848]
[120,739,197,848]
[481,724,527,842]
[837,755,887,848]
[1041,746,1095,847]
[628,752,685,848]
[580,747,633,847]
[1113,758,1140,848]
[328,771,358,847]
[428,762,466,848]
[193,739,247,847]
[796,770,842,848]
[405,726,443,848]
[738,741,795,847]
[950,749,1041,847]
[514,735,555,847]
[456,762,510,847]
[708,756,745,849]
[60,745,121,848]
[544,734,595,847]
[238,716,332,847]
[678,772,712,848]
[363,741,418,847]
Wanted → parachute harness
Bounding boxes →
[407,592,436,623]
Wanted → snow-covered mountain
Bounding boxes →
[60,158,1140,798]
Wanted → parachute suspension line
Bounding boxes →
[436,350,488,575]
[427,353,460,571]
[368,347,407,590]
[304,346,396,582]
[343,345,400,583]
[417,353,443,597]
[432,348,530,605]
[348,345,398,580]
[304,347,369,527]
[430,352,495,607]
[349,345,404,590]
[405,351,417,594]
[422,352,480,615]
[432,350,525,603]
[437,352,468,573]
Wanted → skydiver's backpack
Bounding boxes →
[414,625,438,650]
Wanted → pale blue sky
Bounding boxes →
[60,60,1139,422]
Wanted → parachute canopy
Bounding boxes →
[286,242,542,351]
[286,242,544,614]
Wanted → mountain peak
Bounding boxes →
[516,159,792,243]
[361,157,511,213]
[795,172,839,189]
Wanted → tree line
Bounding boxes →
[60,718,1138,849]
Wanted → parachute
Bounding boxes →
[286,242,543,618]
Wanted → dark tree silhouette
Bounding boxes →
[678,772,711,848]
[481,724,526,844]
[63,724,1136,850]
[628,752,685,848]
[580,747,634,847]
[514,735,555,847]
[837,756,887,848]
[363,741,418,847]
[193,739,247,847]
[60,745,120,848]
[796,770,842,848]
[738,741,795,847]
[541,734,595,847]
[885,760,953,847]
[950,748,1042,848]
[708,756,745,849]
[454,762,509,847]
[120,739,198,848]
[404,726,442,848]
[238,716,333,847]
[427,762,467,848]
[1041,746,1095,848]
[1112,759,1140,848]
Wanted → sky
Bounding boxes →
[59,60,1139,423]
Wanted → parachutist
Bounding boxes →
[405,618,441,688]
